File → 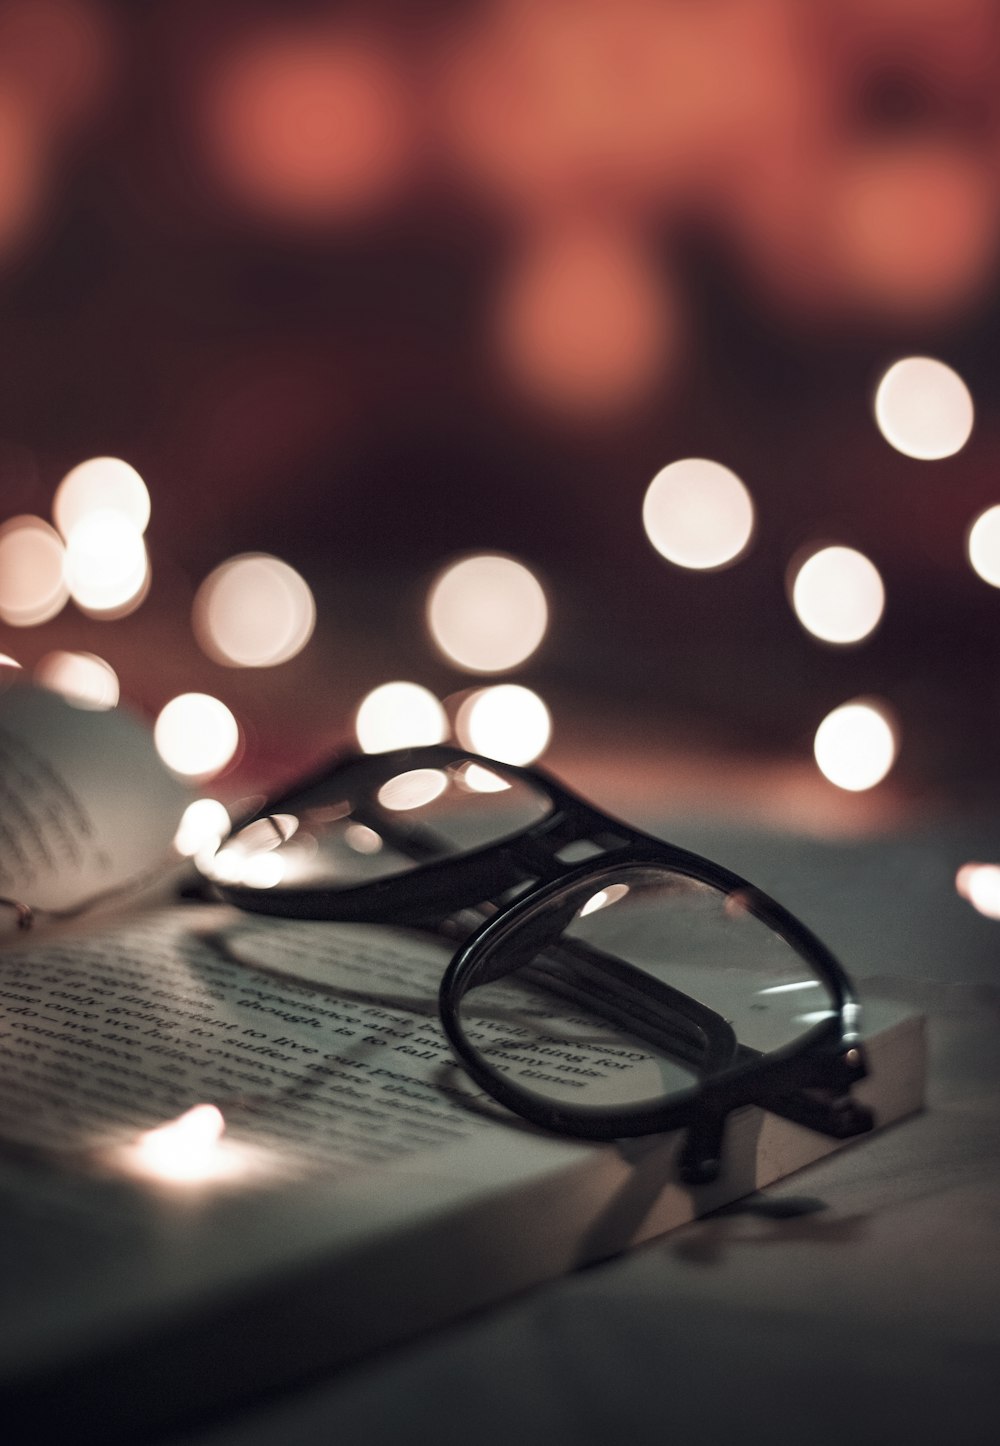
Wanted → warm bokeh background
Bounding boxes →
[1,0,1000,838]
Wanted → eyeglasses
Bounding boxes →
[197,744,872,1183]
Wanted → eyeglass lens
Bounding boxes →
[201,757,553,891]
[453,866,838,1110]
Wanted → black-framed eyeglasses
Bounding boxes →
[198,744,873,1184]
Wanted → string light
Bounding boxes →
[355,681,448,753]
[154,693,240,780]
[967,505,1000,588]
[34,651,119,709]
[63,510,150,617]
[114,1105,268,1185]
[193,553,316,667]
[643,459,754,570]
[456,684,551,765]
[873,357,974,460]
[427,554,548,673]
[53,456,151,538]
[814,699,897,792]
[955,863,1000,921]
[0,515,69,625]
[789,545,885,645]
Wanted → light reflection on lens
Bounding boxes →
[0,515,69,625]
[427,553,548,673]
[193,553,316,667]
[230,815,300,855]
[355,681,448,753]
[53,456,151,538]
[579,882,630,917]
[814,699,897,792]
[377,768,448,812]
[240,852,286,889]
[457,684,551,765]
[874,357,974,460]
[345,823,383,855]
[966,505,1000,588]
[154,693,240,780]
[454,761,511,794]
[955,863,1000,920]
[174,798,232,858]
[205,846,243,884]
[789,545,885,645]
[63,511,150,617]
[643,459,754,570]
[34,650,119,709]
[758,980,818,996]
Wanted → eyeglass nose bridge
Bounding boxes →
[496,808,638,883]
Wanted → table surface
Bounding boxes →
[159,805,1000,1446]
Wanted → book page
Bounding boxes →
[0,684,188,917]
[0,897,926,1441]
[0,906,655,1178]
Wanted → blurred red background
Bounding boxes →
[1,0,999,831]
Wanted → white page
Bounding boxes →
[0,899,925,1441]
[0,684,189,917]
[0,905,670,1170]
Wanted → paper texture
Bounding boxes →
[0,899,925,1446]
[0,684,189,915]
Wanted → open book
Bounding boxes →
[0,687,926,1442]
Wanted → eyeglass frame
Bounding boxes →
[205,743,873,1183]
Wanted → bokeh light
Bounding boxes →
[873,357,974,460]
[202,24,412,225]
[0,87,44,256]
[193,553,316,667]
[126,1105,232,1185]
[154,693,240,780]
[966,505,1000,588]
[34,650,119,709]
[0,515,68,625]
[955,863,1000,921]
[53,456,151,538]
[355,681,448,753]
[813,699,897,792]
[63,511,150,617]
[493,222,672,414]
[828,146,998,316]
[643,459,754,570]
[427,553,548,673]
[455,684,551,766]
[789,545,885,645]
[173,797,232,859]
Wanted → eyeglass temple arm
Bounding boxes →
[677,1044,872,1185]
[532,944,872,1132]
[672,1040,872,1189]
[470,905,872,1140]
[521,940,739,1075]
[736,1041,873,1139]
